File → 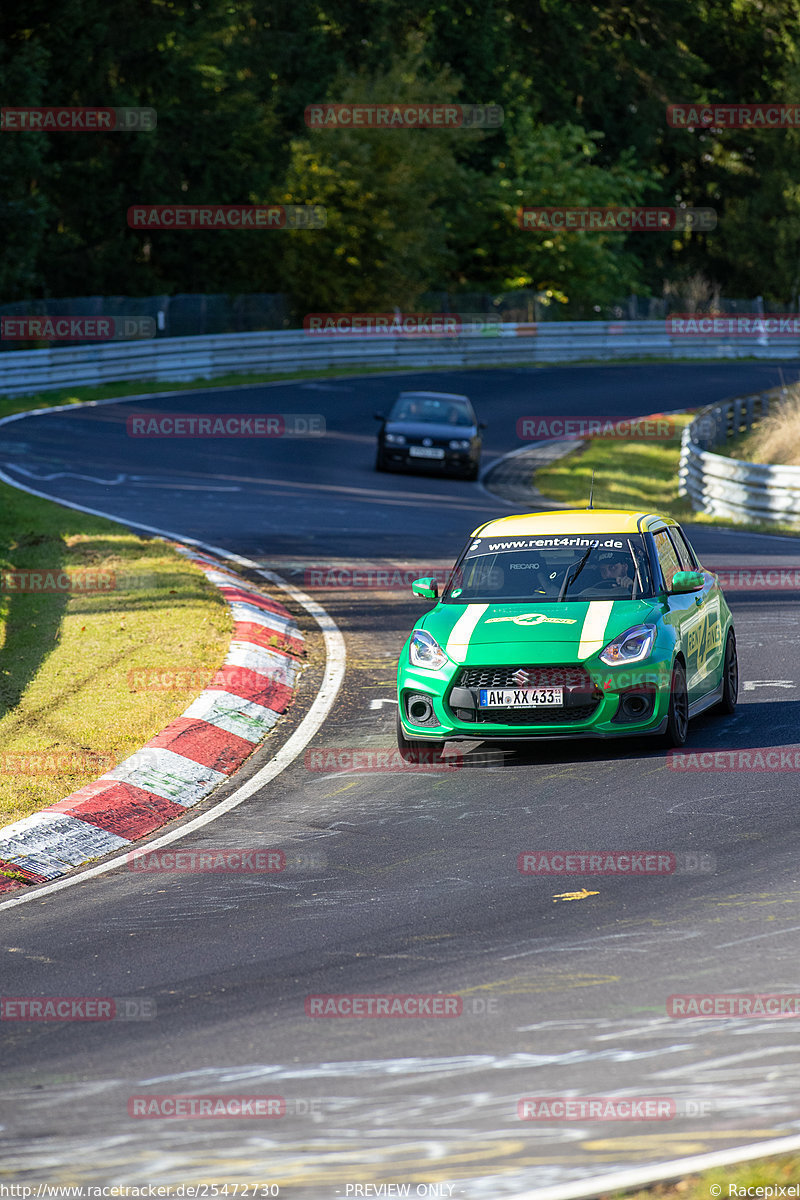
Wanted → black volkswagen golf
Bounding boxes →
[374,390,484,480]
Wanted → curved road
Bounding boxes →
[2,363,800,1197]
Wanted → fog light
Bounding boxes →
[409,697,433,722]
[612,689,656,724]
[406,693,438,726]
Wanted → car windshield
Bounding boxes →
[442,533,654,602]
[389,395,474,427]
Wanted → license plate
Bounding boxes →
[409,446,445,459]
[479,687,564,707]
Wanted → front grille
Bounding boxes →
[456,665,594,691]
[451,664,603,726]
[476,703,600,726]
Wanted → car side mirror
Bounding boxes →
[478,422,487,430]
[412,577,439,600]
[374,412,385,420]
[671,570,704,594]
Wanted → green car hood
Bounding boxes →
[420,598,658,665]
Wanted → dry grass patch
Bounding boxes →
[0,483,231,826]
[729,386,800,466]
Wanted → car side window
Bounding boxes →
[666,526,696,571]
[669,525,699,569]
[653,529,682,590]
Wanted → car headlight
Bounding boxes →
[448,439,471,450]
[409,629,449,670]
[599,624,656,666]
[385,433,406,445]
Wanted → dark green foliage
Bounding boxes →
[1,0,799,310]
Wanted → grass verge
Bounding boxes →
[613,1151,800,1200]
[533,413,800,537]
[0,484,231,828]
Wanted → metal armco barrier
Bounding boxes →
[1,320,799,398]
[679,387,800,525]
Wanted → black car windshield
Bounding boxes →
[389,395,474,427]
[442,533,654,602]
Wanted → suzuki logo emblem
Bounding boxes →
[512,668,530,686]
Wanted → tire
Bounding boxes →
[396,707,445,764]
[659,660,689,748]
[718,629,738,714]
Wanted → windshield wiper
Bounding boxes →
[557,546,593,601]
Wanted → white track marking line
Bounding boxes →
[515,1131,800,1200]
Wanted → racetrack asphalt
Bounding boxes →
[1,361,800,1197]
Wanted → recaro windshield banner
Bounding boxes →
[477,537,625,553]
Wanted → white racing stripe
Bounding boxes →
[445,603,488,659]
[578,600,614,659]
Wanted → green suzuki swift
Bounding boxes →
[396,509,738,760]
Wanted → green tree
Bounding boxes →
[0,35,51,299]
[277,39,475,313]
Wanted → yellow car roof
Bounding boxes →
[472,509,669,537]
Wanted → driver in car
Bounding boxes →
[596,550,635,591]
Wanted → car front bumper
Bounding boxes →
[397,656,676,740]
[382,446,477,471]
